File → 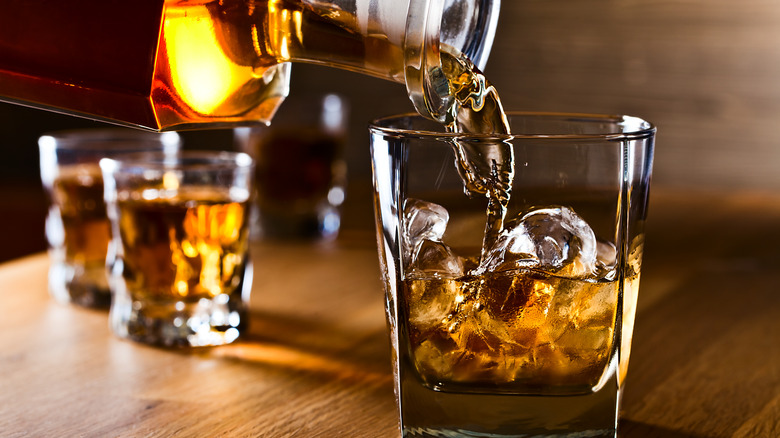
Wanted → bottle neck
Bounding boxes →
[403,0,501,123]
[280,0,500,122]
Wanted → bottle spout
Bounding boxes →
[403,0,501,123]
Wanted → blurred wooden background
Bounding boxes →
[1,0,779,262]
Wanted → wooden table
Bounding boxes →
[1,190,778,437]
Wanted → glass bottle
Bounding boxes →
[0,0,499,131]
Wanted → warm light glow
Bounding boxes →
[162,171,179,191]
[293,10,304,43]
[279,36,290,59]
[166,202,246,297]
[164,6,247,114]
[251,24,262,56]
[212,342,392,383]
[267,0,296,62]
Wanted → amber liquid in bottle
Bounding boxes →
[0,0,404,131]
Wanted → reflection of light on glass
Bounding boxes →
[164,6,244,114]
[327,187,345,206]
[293,10,304,43]
[142,189,160,200]
[162,171,179,191]
[224,328,240,342]
[38,136,58,187]
[228,311,241,327]
[321,210,341,237]
[322,94,345,132]
[251,25,262,56]
[161,132,182,155]
[278,37,290,60]
[268,0,297,61]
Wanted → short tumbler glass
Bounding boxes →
[234,93,348,240]
[39,129,180,308]
[370,112,655,437]
[101,152,254,348]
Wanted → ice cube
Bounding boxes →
[517,206,597,278]
[478,206,597,277]
[403,198,449,262]
[479,217,539,273]
[405,276,462,332]
[409,240,465,278]
[595,239,618,278]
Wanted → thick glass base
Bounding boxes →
[398,364,620,438]
[109,292,248,348]
[109,261,252,348]
[48,259,111,309]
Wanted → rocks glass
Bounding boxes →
[39,129,180,308]
[370,112,655,437]
[234,93,348,240]
[101,151,254,348]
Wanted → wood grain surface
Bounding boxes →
[2,0,780,269]
[1,189,778,437]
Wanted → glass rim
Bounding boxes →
[99,151,254,174]
[369,111,656,141]
[38,128,180,150]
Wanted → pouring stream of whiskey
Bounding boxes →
[440,48,513,259]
